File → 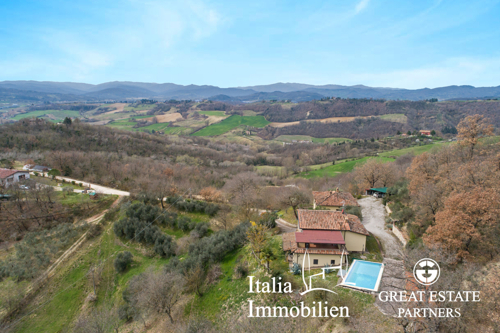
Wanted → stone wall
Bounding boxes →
[392,223,408,246]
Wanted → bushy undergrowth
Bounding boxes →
[0,223,87,281]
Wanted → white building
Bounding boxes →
[0,169,30,186]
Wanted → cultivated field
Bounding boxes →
[269,116,360,127]
[12,110,81,122]
[275,135,352,143]
[146,112,183,123]
[192,115,270,136]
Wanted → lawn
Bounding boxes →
[198,111,226,116]
[12,110,81,121]
[298,156,394,178]
[191,115,270,136]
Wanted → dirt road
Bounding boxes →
[34,173,130,196]
[358,196,402,259]
[276,217,297,233]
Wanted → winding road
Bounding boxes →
[358,196,402,259]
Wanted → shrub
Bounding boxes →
[114,251,133,273]
[323,264,334,274]
[258,212,278,229]
[118,304,132,321]
[291,263,301,275]
[87,223,103,239]
[235,262,249,279]
[344,205,362,219]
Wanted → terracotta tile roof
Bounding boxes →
[295,230,345,244]
[298,210,369,236]
[0,169,24,179]
[282,232,297,251]
[294,248,347,255]
[346,214,370,236]
[313,191,359,207]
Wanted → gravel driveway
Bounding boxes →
[358,196,402,259]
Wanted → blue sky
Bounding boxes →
[1,0,499,88]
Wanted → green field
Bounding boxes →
[198,111,226,116]
[378,142,449,157]
[379,113,407,123]
[275,135,352,144]
[191,115,270,136]
[298,156,394,178]
[12,110,81,121]
[106,118,191,134]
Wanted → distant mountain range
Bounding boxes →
[1,80,500,102]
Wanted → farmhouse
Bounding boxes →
[283,210,369,269]
[419,130,432,136]
[0,169,30,186]
[312,189,359,210]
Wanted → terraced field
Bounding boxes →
[275,135,352,143]
[191,115,270,136]
[198,111,226,116]
[12,110,81,121]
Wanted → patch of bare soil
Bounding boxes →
[146,113,183,123]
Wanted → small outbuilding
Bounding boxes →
[365,187,388,198]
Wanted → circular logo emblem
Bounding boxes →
[413,258,440,286]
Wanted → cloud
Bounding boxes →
[355,0,371,14]
[130,0,222,48]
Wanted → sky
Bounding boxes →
[0,0,499,89]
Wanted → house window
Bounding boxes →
[305,243,310,248]
[331,260,335,265]
[313,259,318,265]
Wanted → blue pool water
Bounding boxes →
[342,260,383,291]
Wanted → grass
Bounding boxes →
[188,248,250,319]
[350,235,383,262]
[379,113,407,123]
[378,142,449,158]
[14,211,170,333]
[31,175,86,190]
[277,207,298,224]
[191,115,270,136]
[298,156,394,178]
[11,110,81,122]
[198,111,226,116]
[106,119,191,135]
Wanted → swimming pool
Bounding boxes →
[340,260,384,292]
